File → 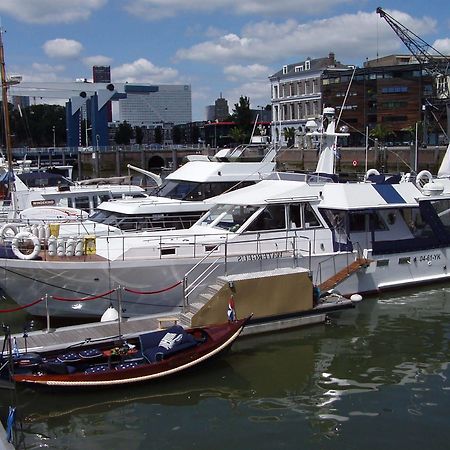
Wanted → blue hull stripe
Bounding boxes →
[373,184,406,204]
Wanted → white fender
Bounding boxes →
[0,223,19,239]
[11,232,41,260]
[75,239,84,256]
[48,235,57,257]
[38,224,46,241]
[416,170,433,189]
[31,224,39,238]
[364,168,380,181]
[100,306,119,322]
[57,238,65,257]
[65,237,75,257]
[44,224,51,240]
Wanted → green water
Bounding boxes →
[2,285,450,449]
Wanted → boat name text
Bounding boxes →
[237,251,283,262]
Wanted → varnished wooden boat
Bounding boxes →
[6,318,249,388]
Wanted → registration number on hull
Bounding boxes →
[418,253,441,262]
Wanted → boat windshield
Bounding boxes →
[156,180,202,200]
[200,204,260,231]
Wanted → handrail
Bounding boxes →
[182,232,313,308]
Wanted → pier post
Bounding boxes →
[45,294,52,333]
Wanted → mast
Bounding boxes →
[0,28,13,172]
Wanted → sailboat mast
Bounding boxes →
[0,28,13,173]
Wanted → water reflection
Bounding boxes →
[2,284,450,449]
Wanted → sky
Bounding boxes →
[0,0,449,121]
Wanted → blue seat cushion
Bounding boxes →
[79,348,103,359]
[85,364,109,374]
[140,328,198,363]
[56,352,81,363]
[115,361,139,370]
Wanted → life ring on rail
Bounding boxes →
[0,223,19,240]
[364,168,380,181]
[11,231,41,260]
[416,170,433,189]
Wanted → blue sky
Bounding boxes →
[1,0,449,121]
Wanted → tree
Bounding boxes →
[369,124,394,145]
[134,126,144,145]
[230,96,252,143]
[283,127,296,147]
[154,126,163,144]
[114,121,133,145]
[9,104,66,147]
[229,127,247,145]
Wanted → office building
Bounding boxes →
[118,84,192,126]
[93,65,112,122]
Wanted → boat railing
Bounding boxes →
[313,240,366,288]
[182,232,312,308]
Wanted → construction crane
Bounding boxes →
[377,7,450,139]
[376,7,449,98]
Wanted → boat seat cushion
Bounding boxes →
[85,364,109,374]
[140,326,197,363]
[115,361,139,370]
[56,352,81,363]
[79,348,103,359]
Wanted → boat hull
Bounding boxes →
[10,319,248,388]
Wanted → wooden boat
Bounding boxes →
[3,318,249,388]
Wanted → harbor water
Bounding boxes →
[1,284,450,449]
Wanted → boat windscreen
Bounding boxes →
[156,180,201,200]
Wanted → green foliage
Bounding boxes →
[369,124,394,144]
[114,121,133,145]
[230,95,252,143]
[134,126,144,145]
[154,126,163,144]
[283,127,296,147]
[229,126,247,144]
[6,103,66,147]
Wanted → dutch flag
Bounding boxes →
[227,296,236,322]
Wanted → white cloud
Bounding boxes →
[224,64,270,82]
[124,0,355,20]
[14,63,69,83]
[227,81,271,109]
[43,39,84,59]
[0,0,107,24]
[112,58,179,83]
[176,10,437,66]
[83,55,113,67]
[433,38,450,54]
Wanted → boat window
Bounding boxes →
[431,199,450,233]
[202,204,259,231]
[289,204,302,229]
[400,207,432,238]
[73,196,90,211]
[246,204,286,231]
[157,180,201,200]
[349,212,366,232]
[304,203,320,228]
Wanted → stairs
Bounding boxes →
[179,279,227,327]
[318,257,371,293]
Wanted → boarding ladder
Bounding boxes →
[318,257,371,293]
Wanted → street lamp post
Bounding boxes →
[52,125,56,149]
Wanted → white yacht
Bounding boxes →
[2,108,450,319]
[89,139,277,231]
